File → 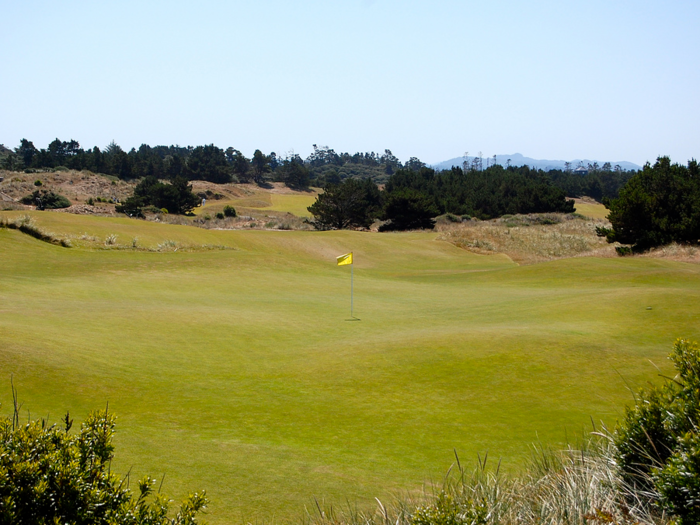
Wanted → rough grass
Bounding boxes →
[0,214,72,247]
[1,211,699,523]
[310,437,668,525]
[437,213,615,265]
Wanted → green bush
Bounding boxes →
[411,492,487,525]
[215,212,224,220]
[0,406,207,524]
[117,176,200,217]
[654,432,700,524]
[223,205,237,218]
[20,189,71,210]
[615,338,700,523]
[33,179,42,186]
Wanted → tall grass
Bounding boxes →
[309,437,668,525]
[437,214,614,264]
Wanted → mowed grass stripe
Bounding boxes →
[1,214,700,523]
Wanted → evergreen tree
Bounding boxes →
[600,156,700,251]
[307,178,380,230]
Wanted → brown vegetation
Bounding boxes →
[436,213,616,265]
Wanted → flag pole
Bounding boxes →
[336,252,356,320]
[351,261,354,318]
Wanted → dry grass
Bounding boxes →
[436,214,616,265]
[309,438,668,525]
[158,210,313,231]
[639,243,700,264]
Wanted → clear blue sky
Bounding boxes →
[2,0,698,166]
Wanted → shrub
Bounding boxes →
[412,492,487,525]
[223,205,237,218]
[615,338,700,523]
[654,432,700,524]
[20,189,71,210]
[117,176,200,217]
[0,406,207,524]
[216,212,225,220]
[34,179,42,186]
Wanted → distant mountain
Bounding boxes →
[431,153,641,172]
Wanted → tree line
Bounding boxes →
[1,138,638,202]
[308,165,575,231]
[544,164,634,203]
[0,139,431,189]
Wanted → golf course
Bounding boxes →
[2,209,699,523]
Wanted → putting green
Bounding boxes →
[1,212,699,523]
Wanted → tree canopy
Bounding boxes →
[116,176,200,216]
[599,156,700,251]
[307,178,381,230]
[384,165,575,220]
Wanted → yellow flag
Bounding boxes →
[336,252,353,266]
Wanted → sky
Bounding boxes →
[2,0,698,166]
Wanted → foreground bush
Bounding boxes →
[0,406,207,524]
[615,338,700,524]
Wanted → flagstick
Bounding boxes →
[351,262,354,318]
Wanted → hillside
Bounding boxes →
[0,169,319,225]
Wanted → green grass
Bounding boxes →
[573,200,609,219]
[1,211,699,523]
[194,191,318,218]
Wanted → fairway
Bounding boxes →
[192,187,319,218]
[573,199,609,219]
[2,212,700,523]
